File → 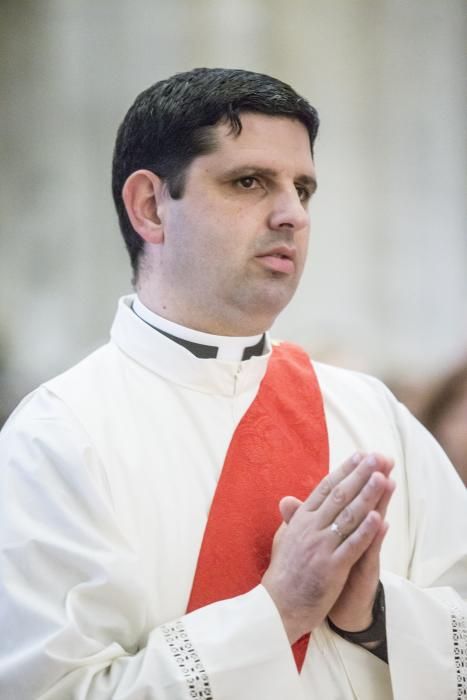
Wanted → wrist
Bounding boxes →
[280,607,315,644]
[327,581,386,644]
[262,580,313,644]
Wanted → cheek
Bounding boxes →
[170,201,260,262]
[204,213,252,256]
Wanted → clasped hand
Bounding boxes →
[262,452,395,644]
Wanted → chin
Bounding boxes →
[264,280,298,310]
[244,290,296,330]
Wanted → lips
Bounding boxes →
[255,246,296,274]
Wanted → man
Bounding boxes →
[0,68,465,699]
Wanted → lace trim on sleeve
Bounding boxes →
[161,620,214,699]
[451,607,467,698]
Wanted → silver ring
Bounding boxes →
[330,521,346,540]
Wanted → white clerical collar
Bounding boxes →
[132,296,267,362]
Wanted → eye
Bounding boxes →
[295,185,311,203]
[236,176,259,190]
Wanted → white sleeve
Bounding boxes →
[0,395,303,700]
[382,400,467,699]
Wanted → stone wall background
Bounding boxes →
[1,0,466,419]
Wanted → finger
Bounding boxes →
[371,519,389,554]
[301,451,365,513]
[374,457,395,478]
[352,483,394,569]
[316,454,390,529]
[375,478,396,520]
[270,521,287,551]
[345,484,394,576]
[333,510,382,566]
[326,471,389,547]
[348,518,389,581]
[279,496,302,524]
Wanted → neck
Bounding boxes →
[135,279,276,337]
[132,296,268,362]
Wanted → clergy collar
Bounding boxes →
[111,295,272,397]
[132,296,266,362]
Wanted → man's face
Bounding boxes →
[154,113,316,335]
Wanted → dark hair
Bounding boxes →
[111,67,320,278]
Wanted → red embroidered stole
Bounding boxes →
[186,342,329,671]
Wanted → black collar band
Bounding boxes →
[154,326,265,360]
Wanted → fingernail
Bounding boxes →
[366,454,377,467]
[352,451,363,464]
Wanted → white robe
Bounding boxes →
[0,295,466,700]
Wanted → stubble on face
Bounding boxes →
[143,114,316,335]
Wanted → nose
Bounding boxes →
[267,188,309,232]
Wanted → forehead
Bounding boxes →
[198,113,315,176]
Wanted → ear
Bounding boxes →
[122,170,167,245]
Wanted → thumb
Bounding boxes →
[279,496,303,523]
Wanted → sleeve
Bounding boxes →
[381,399,467,699]
[0,393,303,700]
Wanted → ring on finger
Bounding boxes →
[330,521,346,541]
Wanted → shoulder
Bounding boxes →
[310,360,408,462]
[269,342,402,437]
[312,359,464,485]
[312,360,396,409]
[0,351,116,505]
[1,342,118,454]
[46,342,117,397]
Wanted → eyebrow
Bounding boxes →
[222,165,318,193]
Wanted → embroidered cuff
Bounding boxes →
[451,606,467,697]
[161,619,214,699]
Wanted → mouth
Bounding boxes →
[255,246,296,274]
[270,252,291,259]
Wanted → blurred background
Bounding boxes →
[1,1,466,478]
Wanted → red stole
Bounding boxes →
[186,342,329,672]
